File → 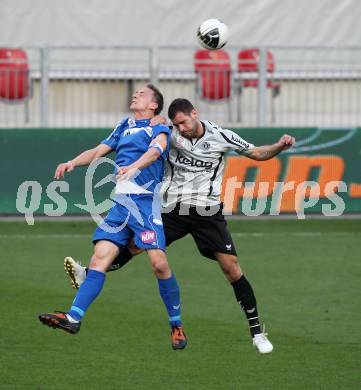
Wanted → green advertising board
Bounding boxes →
[0,127,360,217]
[221,127,361,215]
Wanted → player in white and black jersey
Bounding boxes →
[64,98,295,354]
[160,103,256,262]
[163,116,254,210]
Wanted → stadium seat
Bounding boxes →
[0,48,31,122]
[194,49,232,121]
[236,48,280,122]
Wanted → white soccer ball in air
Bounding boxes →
[197,19,229,50]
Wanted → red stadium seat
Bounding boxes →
[0,48,30,100]
[194,49,232,120]
[194,49,231,99]
[0,48,31,123]
[237,48,280,122]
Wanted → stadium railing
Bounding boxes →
[0,45,360,128]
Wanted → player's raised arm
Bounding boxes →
[54,143,113,179]
[117,132,168,179]
[217,127,295,161]
[246,134,295,161]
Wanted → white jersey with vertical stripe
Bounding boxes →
[161,120,255,207]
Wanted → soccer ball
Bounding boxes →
[197,19,229,50]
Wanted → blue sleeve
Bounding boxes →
[152,124,171,139]
[101,117,128,150]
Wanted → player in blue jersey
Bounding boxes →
[38,85,187,350]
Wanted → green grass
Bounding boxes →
[0,219,360,389]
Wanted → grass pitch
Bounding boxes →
[0,219,360,389]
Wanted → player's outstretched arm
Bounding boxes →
[54,143,113,179]
[117,133,167,179]
[247,134,295,161]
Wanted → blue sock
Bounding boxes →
[68,269,106,321]
[157,273,182,328]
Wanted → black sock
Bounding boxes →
[231,275,262,337]
[108,248,133,272]
[85,248,133,275]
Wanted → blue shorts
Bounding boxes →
[92,194,166,251]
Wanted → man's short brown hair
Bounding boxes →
[168,98,195,120]
[146,84,164,115]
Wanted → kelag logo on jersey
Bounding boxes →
[175,152,213,168]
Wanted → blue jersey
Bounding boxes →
[102,117,170,194]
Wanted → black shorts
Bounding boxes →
[162,203,237,261]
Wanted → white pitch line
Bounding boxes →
[0,232,360,239]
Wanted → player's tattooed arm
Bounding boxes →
[247,134,295,161]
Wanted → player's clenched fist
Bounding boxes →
[117,166,138,181]
[277,134,296,150]
[54,161,75,179]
